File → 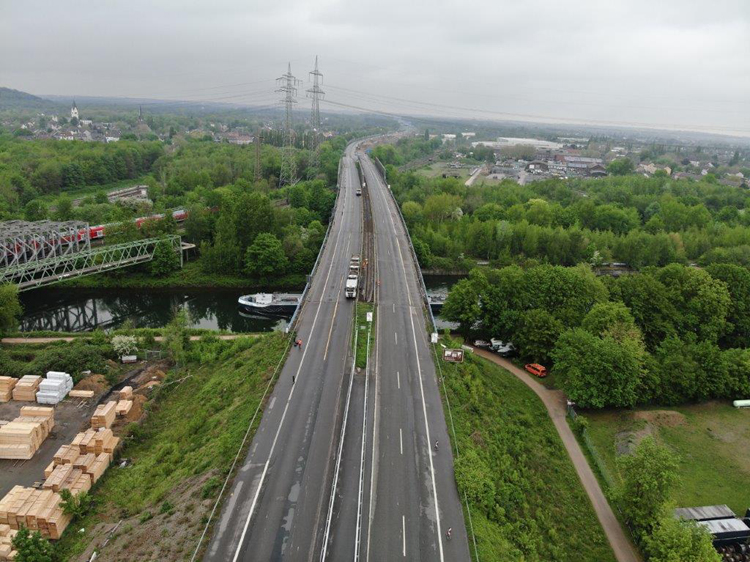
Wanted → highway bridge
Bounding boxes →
[203,141,470,561]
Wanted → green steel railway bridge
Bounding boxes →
[0,220,187,291]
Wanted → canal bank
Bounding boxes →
[17,275,463,334]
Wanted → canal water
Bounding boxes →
[18,276,463,334]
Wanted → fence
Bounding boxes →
[371,156,437,334]
[567,405,638,539]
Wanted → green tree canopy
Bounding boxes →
[244,233,288,277]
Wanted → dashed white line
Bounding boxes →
[402,515,406,557]
[394,332,398,345]
[397,371,400,389]
[399,428,403,455]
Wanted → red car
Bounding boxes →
[524,363,548,378]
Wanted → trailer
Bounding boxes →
[345,255,359,299]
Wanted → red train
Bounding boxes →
[87,208,188,240]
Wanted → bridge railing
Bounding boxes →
[0,235,182,291]
[286,145,350,333]
[371,156,437,334]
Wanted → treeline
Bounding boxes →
[444,262,750,408]
[0,134,163,206]
[384,164,750,270]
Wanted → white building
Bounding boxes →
[70,101,79,120]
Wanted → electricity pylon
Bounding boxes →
[276,63,301,187]
[306,56,324,172]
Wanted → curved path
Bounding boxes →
[472,348,642,562]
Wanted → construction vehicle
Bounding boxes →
[345,255,360,298]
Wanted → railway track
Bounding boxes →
[360,171,375,303]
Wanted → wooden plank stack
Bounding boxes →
[115,400,133,417]
[11,376,41,402]
[119,386,133,401]
[0,377,16,403]
[0,407,55,460]
[91,402,116,429]
[42,466,91,495]
[68,390,94,399]
[0,523,17,560]
[0,486,71,540]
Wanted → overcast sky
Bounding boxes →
[2,0,749,135]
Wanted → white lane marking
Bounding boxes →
[402,515,406,557]
[397,371,400,389]
[268,397,276,411]
[394,332,398,345]
[324,274,345,360]
[392,303,395,313]
[231,157,351,562]
[399,429,403,455]
[366,156,445,562]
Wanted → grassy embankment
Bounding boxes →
[55,333,290,561]
[583,404,750,516]
[438,340,616,562]
[55,259,307,291]
[38,176,150,205]
[353,302,375,370]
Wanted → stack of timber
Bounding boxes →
[91,402,116,429]
[36,372,73,405]
[42,465,91,495]
[0,378,16,403]
[0,486,71,539]
[0,407,54,460]
[11,376,41,402]
[68,390,94,399]
[119,386,133,401]
[0,524,17,561]
[70,429,119,456]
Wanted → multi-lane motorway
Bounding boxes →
[204,142,470,561]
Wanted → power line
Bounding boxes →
[277,63,301,187]
[307,56,325,172]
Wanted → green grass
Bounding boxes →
[439,341,616,562]
[353,302,374,370]
[54,333,290,560]
[415,162,471,179]
[584,403,750,516]
[54,259,307,291]
[38,175,149,205]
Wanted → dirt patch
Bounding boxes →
[615,410,686,455]
[73,471,219,562]
[74,374,109,395]
[633,410,686,428]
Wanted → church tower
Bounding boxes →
[70,101,79,120]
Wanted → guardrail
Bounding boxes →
[371,156,437,334]
[286,146,349,333]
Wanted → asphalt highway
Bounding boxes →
[204,143,470,561]
[323,153,471,561]
[204,143,362,562]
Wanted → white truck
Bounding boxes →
[345,255,360,298]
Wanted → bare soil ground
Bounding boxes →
[71,471,219,562]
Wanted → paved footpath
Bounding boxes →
[473,348,642,562]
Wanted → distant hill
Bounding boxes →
[0,87,61,111]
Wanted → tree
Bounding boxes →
[0,284,22,334]
[607,158,635,176]
[514,308,563,364]
[244,233,288,277]
[442,278,482,335]
[53,196,73,221]
[150,240,180,277]
[552,328,644,408]
[164,309,190,365]
[111,335,138,357]
[705,263,750,348]
[581,301,638,340]
[59,489,93,520]
[24,200,47,221]
[645,516,720,562]
[11,526,55,562]
[617,437,678,539]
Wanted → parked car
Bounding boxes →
[490,339,517,357]
[473,339,491,348]
[524,363,548,378]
